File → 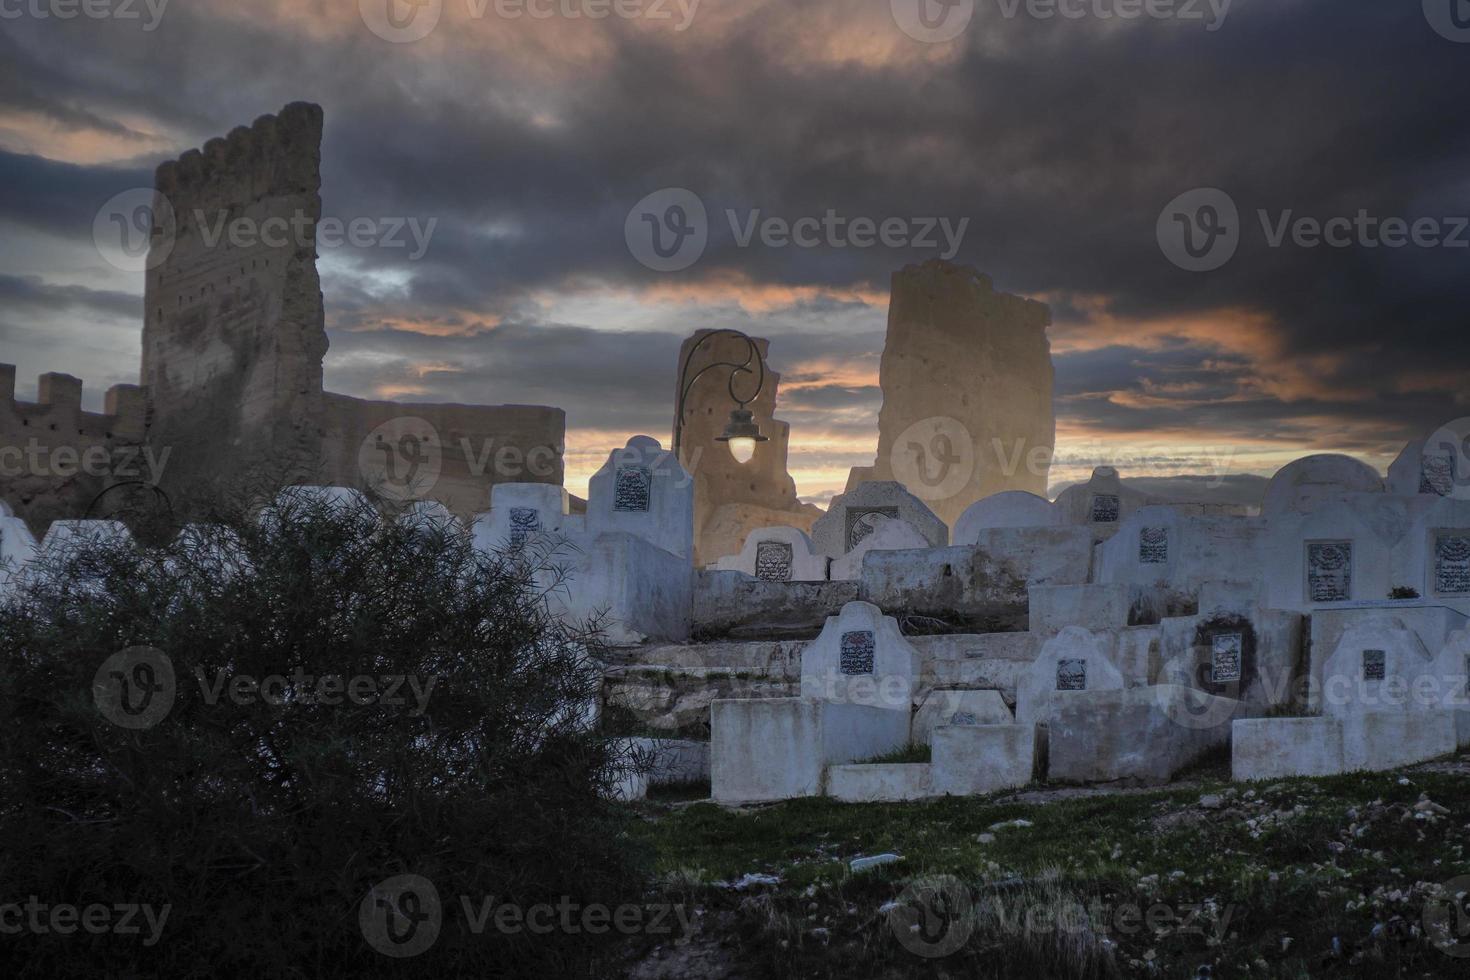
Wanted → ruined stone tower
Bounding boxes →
[141,102,329,497]
[851,260,1055,528]
[137,102,565,517]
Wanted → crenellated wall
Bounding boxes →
[0,365,149,533]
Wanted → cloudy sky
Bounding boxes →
[2,0,1467,502]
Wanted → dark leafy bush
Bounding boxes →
[0,489,646,978]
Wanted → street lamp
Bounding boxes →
[673,329,770,465]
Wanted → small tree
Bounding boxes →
[0,488,646,977]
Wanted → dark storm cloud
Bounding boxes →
[1,0,1466,461]
[0,274,140,320]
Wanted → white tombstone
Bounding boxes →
[585,436,693,560]
[39,519,133,555]
[811,480,947,558]
[799,600,919,711]
[1387,424,1469,498]
[472,483,570,554]
[912,689,1013,745]
[1263,499,1399,610]
[1319,617,1437,717]
[399,499,462,533]
[1095,505,1184,586]
[712,525,827,582]
[1015,626,1125,726]
[1053,467,1151,531]
[1386,496,1470,614]
[258,486,373,531]
[952,491,1059,545]
[828,516,930,581]
[1430,629,1470,718]
[170,524,252,582]
[0,506,38,600]
[1262,454,1383,518]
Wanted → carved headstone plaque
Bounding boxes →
[1056,658,1087,691]
[840,630,875,675]
[1211,633,1243,684]
[1306,542,1352,602]
[1422,451,1455,497]
[507,507,540,549]
[949,711,979,726]
[1362,649,1386,681]
[1090,494,1121,523]
[1435,533,1470,596]
[846,506,899,551]
[613,465,651,513]
[1139,526,1168,564]
[754,540,794,582]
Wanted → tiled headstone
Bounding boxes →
[799,602,919,710]
[1139,526,1168,564]
[585,436,694,559]
[1056,658,1087,691]
[840,630,875,675]
[1211,633,1243,683]
[1435,533,1470,596]
[846,506,899,551]
[1017,626,1126,726]
[1306,541,1353,602]
[1362,649,1386,681]
[754,540,794,582]
[613,465,652,513]
[1421,451,1455,497]
[1090,494,1121,523]
[712,525,827,582]
[507,507,540,549]
[810,480,947,558]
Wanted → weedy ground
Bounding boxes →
[624,754,1470,979]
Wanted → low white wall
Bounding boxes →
[1046,685,1247,784]
[711,699,823,804]
[931,724,1035,796]
[1232,711,1457,781]
[1231,717,1344,780]
[828,763,932,802]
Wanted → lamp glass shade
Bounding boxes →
[727,435,757,464]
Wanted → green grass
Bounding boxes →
[629,761,1470,978]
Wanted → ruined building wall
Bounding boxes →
[139,102,563,517]
[142,102,329,499]
[674,330,820,565]
[0,367,148,534]
[853,260,1055,529]
[318,395,564,520]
